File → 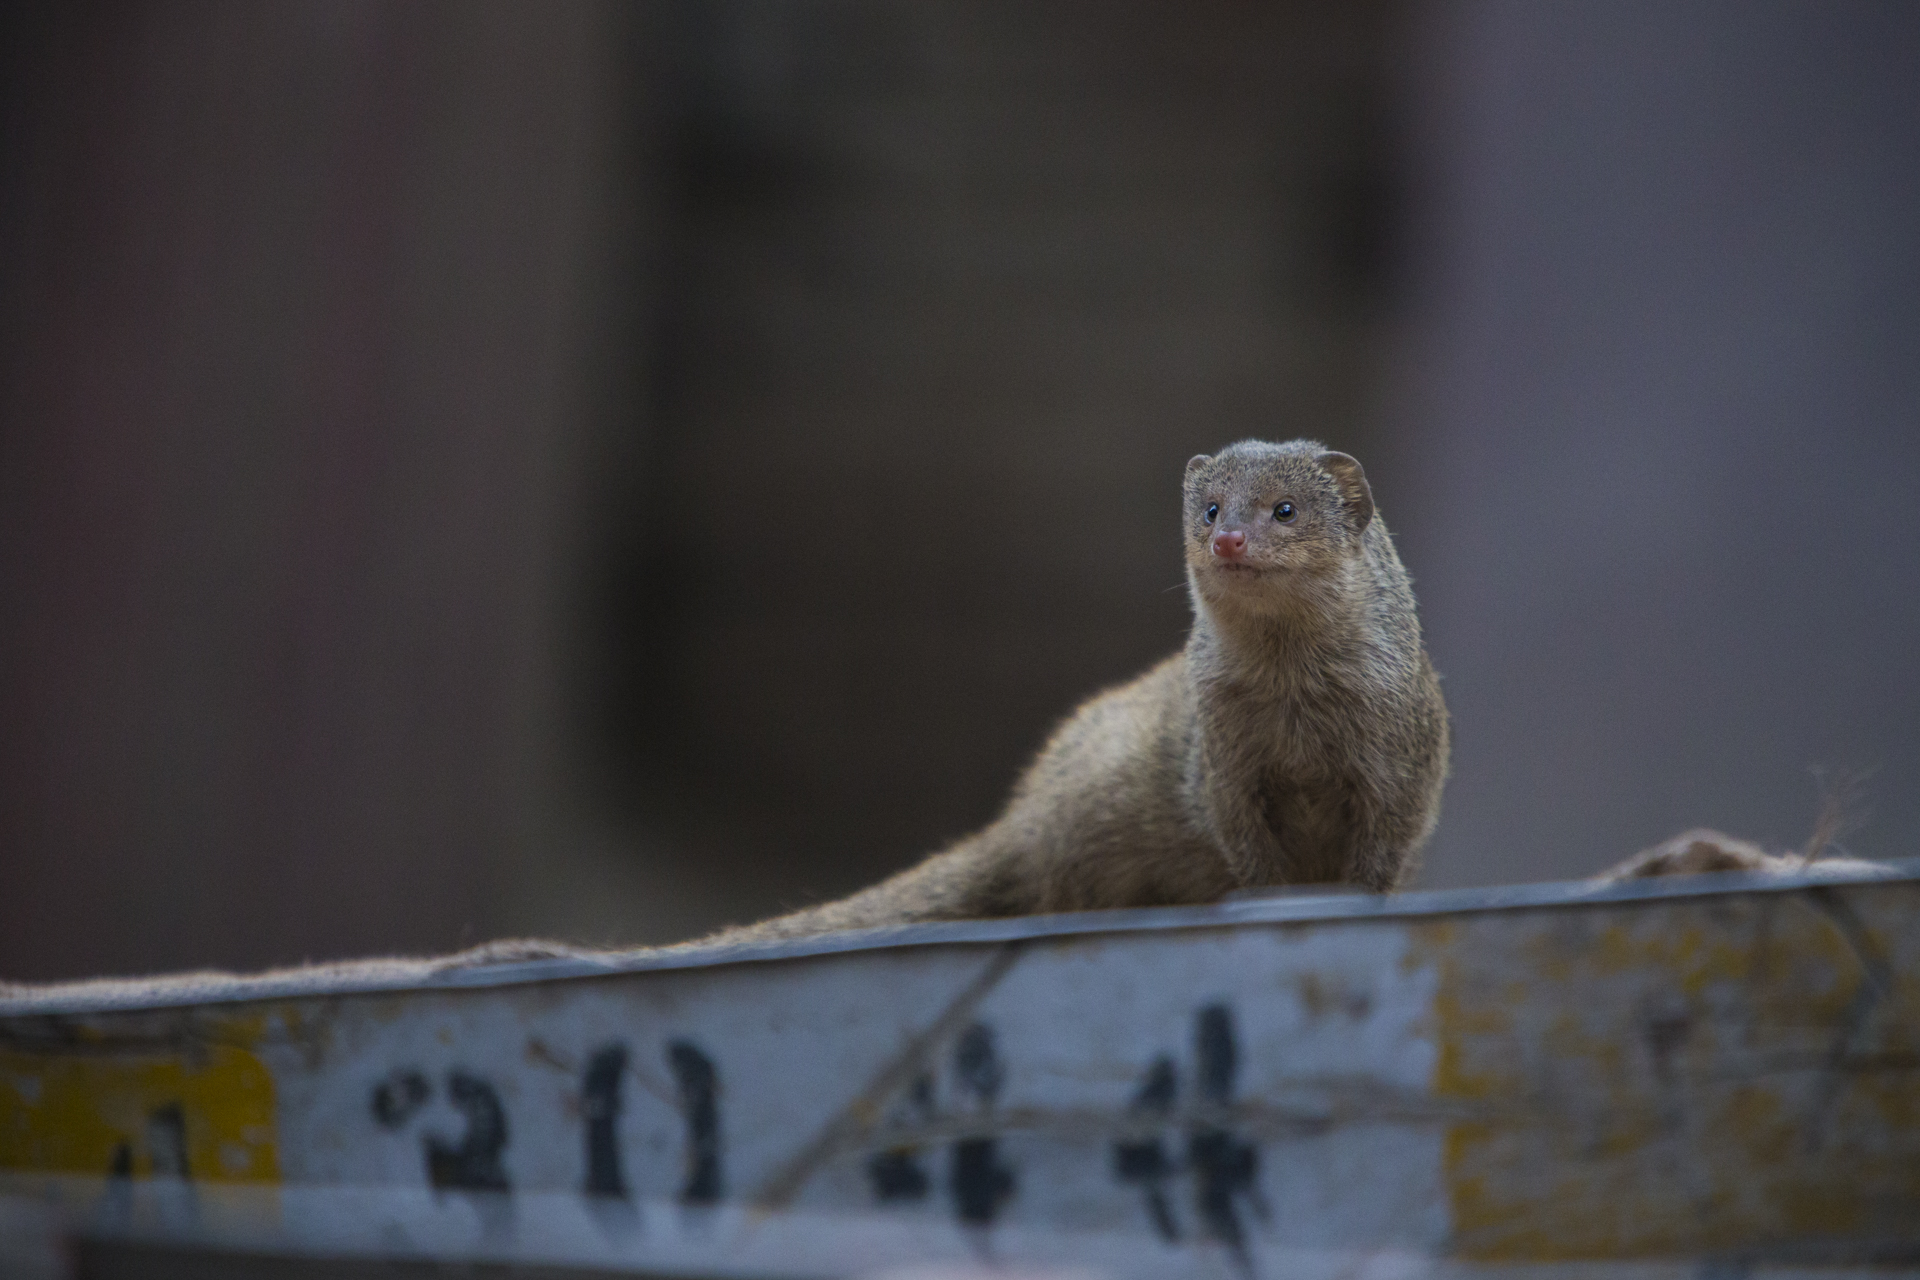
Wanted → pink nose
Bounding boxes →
[1211,529,1247,559]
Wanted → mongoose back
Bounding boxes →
[726,439,1450,940]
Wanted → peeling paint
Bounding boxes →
[1429,891,1920,1261]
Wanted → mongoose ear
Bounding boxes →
[1317,451,1374,531]
[1186,454,1211,472]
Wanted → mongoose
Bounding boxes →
[724,439,1451,941]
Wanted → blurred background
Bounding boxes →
[3,1,1917,983]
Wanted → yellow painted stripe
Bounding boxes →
[0,1035,279,1184]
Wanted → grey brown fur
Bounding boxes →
[0,442,1452,1001]
[723,439,1451,941]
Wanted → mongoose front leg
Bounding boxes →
[1337,828,1409,892]
[1193,752,1288,890]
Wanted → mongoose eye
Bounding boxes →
[1205,503,1219,525]
[1274,502,1295,523]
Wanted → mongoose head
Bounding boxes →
[1182,439,1375,616]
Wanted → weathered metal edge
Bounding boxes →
[5,857,1914,1018]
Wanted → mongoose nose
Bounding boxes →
[1211,529,1247,559]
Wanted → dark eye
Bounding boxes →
[1205,503,1218,525]
[1274,501,1295,523]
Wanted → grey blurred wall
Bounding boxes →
[0,1,653,979]
[4,1,1918,984]
[1379,0,1920,886]
[0,0,1405,980]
